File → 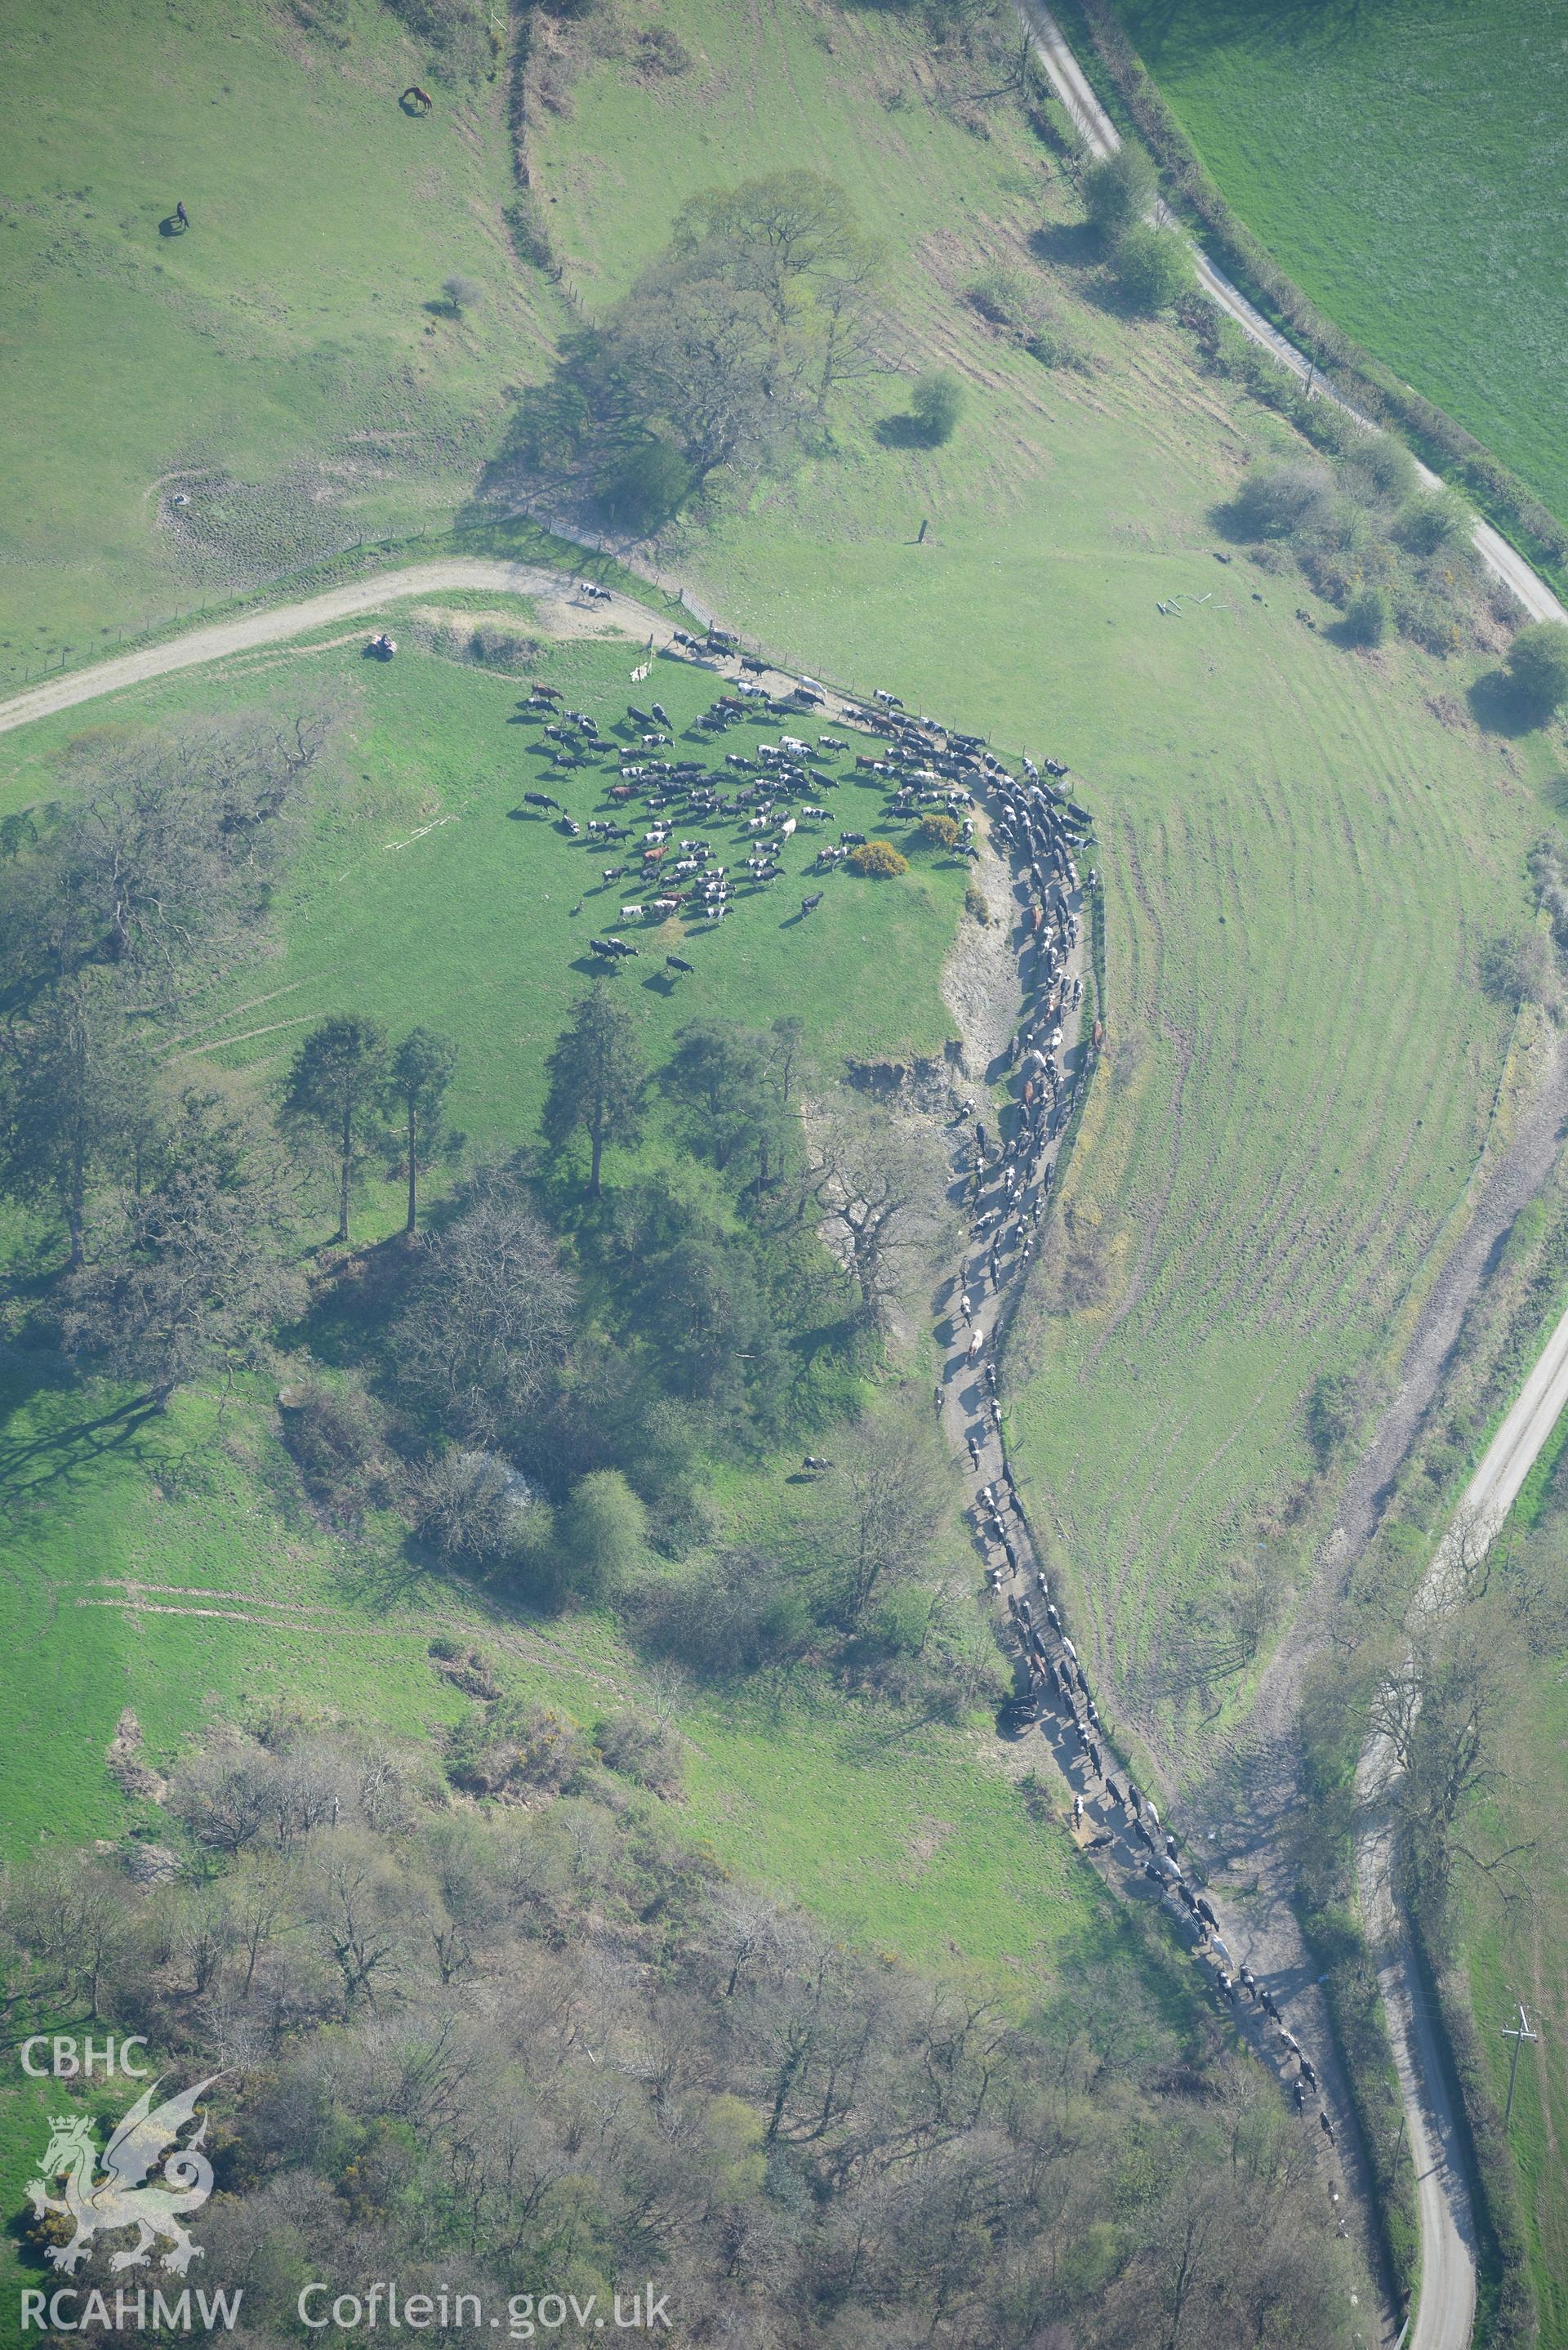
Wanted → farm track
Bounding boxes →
[1014,11,1568,2343]
[0,560,682,738]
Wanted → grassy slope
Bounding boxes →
[1451,1513,1568,2343]
[0,617,1182,2265]
[0,1353,1183,2301]
[1,0,558,693]
[1107,0,1568,533]
[528,0,1559,1751]
[0,620,970,1135]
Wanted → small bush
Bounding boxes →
[1390,577,1463,657]
[1507,620,1568,720]
[920,812,962,851]
[635,24,692,76]
[1305,1371,1357,1466]
[1395,488,1471,557]
[593,1707,683,1793]
[1113,224,1195,313]
[559,1468,648,1599]
[1025,323,1095,374]
[441,273,483,317]
[1343,585,1388,646]
[384,0,488,72]
[505,196,555,273]
[1082,145,1156,243]
[1479,931,1561,1015]
[1336,431,1419,511]
[964,882,989,924]
[281,1378,388,1518]
[599,438,694,531]
[412,1448,533,1564]
[908,370,964,446]
[1231,460,1335,541]
[969,265,1051,341]
[848,841,908,878]
[447,1697,589,1796]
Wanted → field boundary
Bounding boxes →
[1018,0,1568,627]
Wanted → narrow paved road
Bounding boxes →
[1357,1277,1568,2350]
[0,560,681,738]
[1014,0,1568,630]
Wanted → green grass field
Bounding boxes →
[0,615,970,1159]
[523,0,1562,1757]
[1451,1505,1568,2343]
[1105,0,1568,536]
[4,11,1567,2321]
[7,0,1562,1792]
[2,0,557,693]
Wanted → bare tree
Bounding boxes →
[18,715,325,997]
[808,1110,947,1323]
[818,1411,951,1630]
[391,1178,576,1443]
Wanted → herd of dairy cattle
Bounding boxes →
[510,635,1091,963]
[513,624,1342,2197]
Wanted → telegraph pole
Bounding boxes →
[1500,2003,1538,2131]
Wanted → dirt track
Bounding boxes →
[0,560,678,738]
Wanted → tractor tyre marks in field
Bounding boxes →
[69,1576,633,1699]
[929,793,1386,2328]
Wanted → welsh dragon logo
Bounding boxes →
[26,2076,220,2276]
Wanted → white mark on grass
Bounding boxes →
[385,814,457,852]
[167,1010,318,1060]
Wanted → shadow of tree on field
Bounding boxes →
[0,1378,163,1504]
[1468,668,1556,738]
